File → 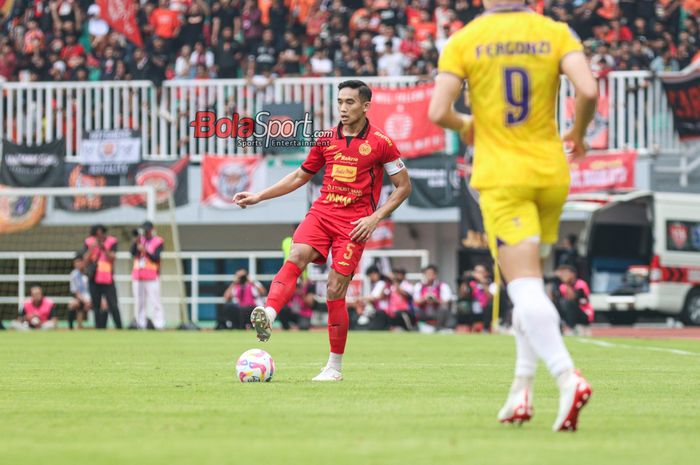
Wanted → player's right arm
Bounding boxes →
[234,142,324,208]
[233,168,313,208]
[560,43,598,162]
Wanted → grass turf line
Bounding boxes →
[1,331,699,465]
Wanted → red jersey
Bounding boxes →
[301,120,403,222]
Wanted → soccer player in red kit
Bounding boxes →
[233,80,412,381]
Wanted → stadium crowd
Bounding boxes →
[0,0,698,84]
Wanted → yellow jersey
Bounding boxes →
[438,6,583,189]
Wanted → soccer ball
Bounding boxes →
[236,349,275,382]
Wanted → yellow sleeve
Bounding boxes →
[438,35,467,79]
[557,23,584,60]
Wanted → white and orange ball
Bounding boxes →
[236,349,275,382]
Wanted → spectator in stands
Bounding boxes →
[277,279,315,330]
[215,28,243,78]
[150,0,182,46]
[241,0,264,53]
[82,224,122,329]
[278,31,303,76]
[87,4,109,46]
[11,284,58,331]
[377,41,406,76]
[68,253,91,330]
[211,0,242,46]
[554,265,594,336]
[221,269,266,330]
[130,221,165,330]
[413,264,454,332]
[651,45,681,71]
[190,41,216,78]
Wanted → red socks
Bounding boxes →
[327,298,349,354]
[266,261,303,313]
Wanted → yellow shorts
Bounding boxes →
[478,186,569,258]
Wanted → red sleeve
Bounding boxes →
[381,138,401,164]
[301,141,326,174]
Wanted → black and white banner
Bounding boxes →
[0,138,65,187]
[78,129,141,175]
[404,154,459,209]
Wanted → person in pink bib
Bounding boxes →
[82,224,122,329]
[11,285,57,331]
[130,221,166,329]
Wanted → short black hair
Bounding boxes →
[90,224,106,236]
[366,266,381,275]
[338,80,372,102]
[556,264,578,275]
[393,268,406,275]
[423,264,438,273]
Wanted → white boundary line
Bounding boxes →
[576,338,700,357]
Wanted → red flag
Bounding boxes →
[201,156,267,208]
[97,0,144,48]
[368,84,446,158]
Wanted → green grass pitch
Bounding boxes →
[1,331,699,465]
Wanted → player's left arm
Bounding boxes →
[428,34,473,143]
[349,169,411,243]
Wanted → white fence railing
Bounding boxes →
[0,72,681,161]
[0,249,429,324]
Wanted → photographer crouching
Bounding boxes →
[130,221,165,330]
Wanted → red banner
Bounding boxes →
[569,150,637,194]
[565,94,609,150]
[97,0,144,48]
[201,156,267,208]
[367,84,445,158]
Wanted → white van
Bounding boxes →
[564,191,700,325]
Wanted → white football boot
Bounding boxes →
[250,306,275,342]
[311,366,343,382]
[553,370,592,432]
[497,388,534,425]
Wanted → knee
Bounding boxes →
[287,248,311,269]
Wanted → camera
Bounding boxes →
[132,228,145,238]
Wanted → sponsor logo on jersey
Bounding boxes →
[337,261,350,267]
[333,153,359,163]
[373,131,392,146]
[359,142,372,156]
[325,145,337,152]
[324,193,354,206]
[331,164,357,183]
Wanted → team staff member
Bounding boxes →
[429,0,597,431]
[131,221,165,330]
[234,80,412,381]
[83,224,122,329]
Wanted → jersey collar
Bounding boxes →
[336,118,370,140]
[484,4,532,14]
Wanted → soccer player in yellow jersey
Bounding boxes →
[429,0,598,432]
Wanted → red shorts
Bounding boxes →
[293,212,365,277]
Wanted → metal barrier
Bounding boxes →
[0,72,682,160]
[0,249,429,323]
